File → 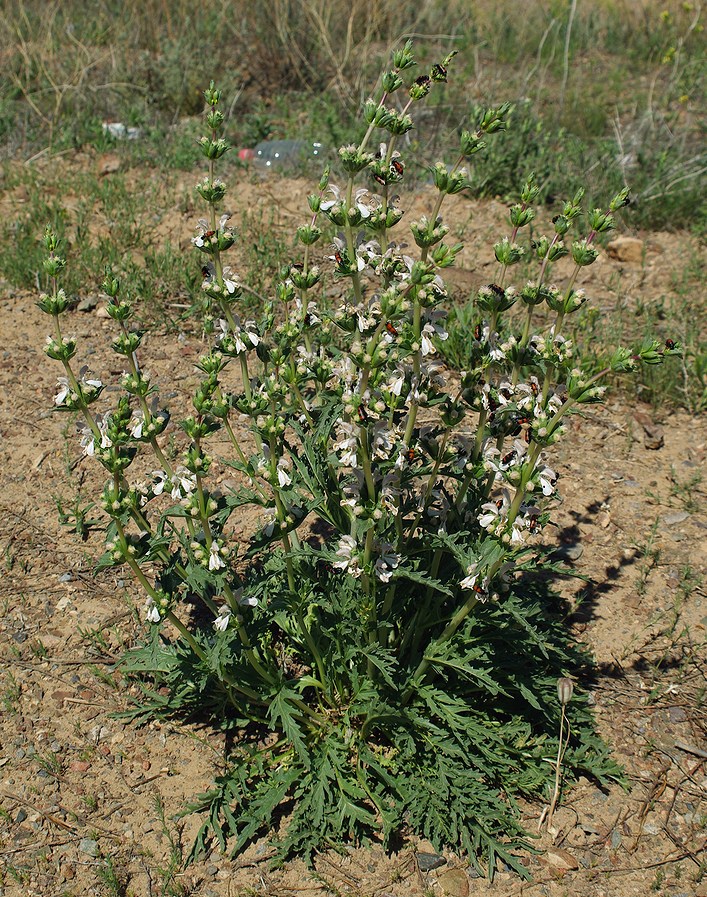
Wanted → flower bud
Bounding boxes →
[557,677,574,706]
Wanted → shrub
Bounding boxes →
[39,45,680,877]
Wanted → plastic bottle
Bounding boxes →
[238,139,326,167]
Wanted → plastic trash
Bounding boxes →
[240,139,326,167]
[102,121,142,140]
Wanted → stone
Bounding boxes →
[79,838,99,857]
[417,852,447,872]
[545,846,579,870]
[437,868,469,896]
[606,236,644,263]
[664,511,689,525]
[76,296,99,312]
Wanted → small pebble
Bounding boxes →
[664,511,689,525]
[79,837,99,857]
[417,852,446,872]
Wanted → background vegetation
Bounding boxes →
[0,0,703,228]
[0,0,704,411]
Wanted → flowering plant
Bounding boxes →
[40,46,680,876]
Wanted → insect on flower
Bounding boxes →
[489,283,505,298]
[665,338,675,350]
[386,321,399,337]
[405,447,415,463]
[204,229,216,239]
[357,405,369,423]
[391,159,404,177]
[473,323,482,341]
[501,450,516,466]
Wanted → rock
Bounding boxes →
[606,236,644,263]
[97,153,121,176]
[437,868,469,896]
[664,511,689,525]
[76,296,99,312]
[632,411,664,450]
[417,852,447,872]
[545,846,579,870]
[552,543,584,562]
[79,838,99,857]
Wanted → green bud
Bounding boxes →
[609,346,637,373]
[509,203,535,228]
[205,109,224,131]
[318,165,330,191]
[297,224,321,246]
[587,209,615,233]
[460,130,486,157]
[547,242,568,262]
[431,242,462,268]
[553,214,571,235]
[478,103,511,133]
[112,330,142,357]
[636,338,665,365]
[409,75,431,100]
[43,226,60,252]
[382,71,403,92]
[410,216,448,248]
[393,40,415,71]
[198,136,230,160]
[609,187,630,211]
[571,238,599,266]
[43,255,66,278]
[493,237,525,266]
[37,289,69,316]
[520,175,540,204]
[386,111,414,136]
[203,81,221,106]
[44,335,77,361]
[338,145,374,173]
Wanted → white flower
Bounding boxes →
[54,376,71,406]
[332,535,361,577]
[129,410,144,439]
[459,563,489,598]
[170,466,196,499]
[152,470,168,495]
[320,183,342,212]
[209,541,226,571]
[145,598,161,623]
[78,415,112,457]
[234,588,258,608]
[261,507,277,537]
[214,605,231,631]
[374,543,400,583]
[333,420,360,468]
[538,466,558,496]
[276,458,292,487]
